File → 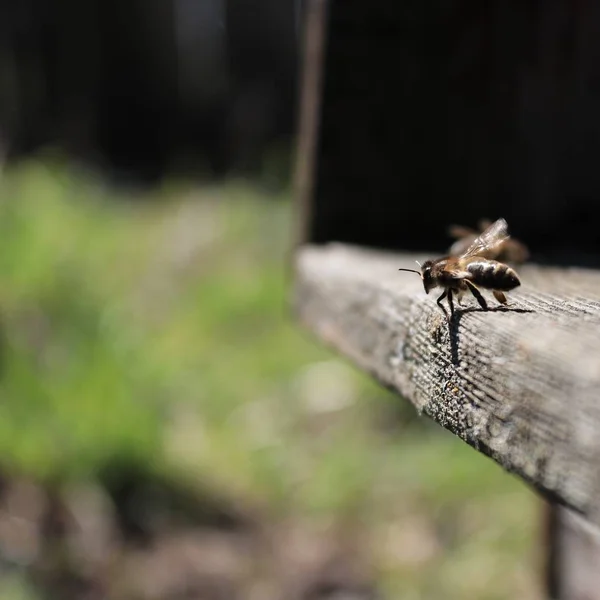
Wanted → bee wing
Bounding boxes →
[448,224,476,240]
[448,237,474,257]
[460,217,509,259]
[448,267,472,280]
[443,257,473,280]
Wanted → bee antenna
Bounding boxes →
[398,268,421,275]
[415,260,421,268]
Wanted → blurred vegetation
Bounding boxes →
[0,160,540,599]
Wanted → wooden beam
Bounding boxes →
[293,243,600,523]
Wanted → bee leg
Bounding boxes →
[455,289,464,306]
[464,280,488,311]
[493,290,507,305]
[447,289,455,316]
[436,290,449,318]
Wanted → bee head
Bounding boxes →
[398,260,435,294]
[420,260,435,294]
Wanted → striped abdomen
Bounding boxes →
[465,259,520,291]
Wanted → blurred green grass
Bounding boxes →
[0,160,540,599]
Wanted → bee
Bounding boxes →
[447,218,529,264]
[399,218,521,317]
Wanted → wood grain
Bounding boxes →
[293,243,600,522]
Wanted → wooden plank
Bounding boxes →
[293,243,600,523]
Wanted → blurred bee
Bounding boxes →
[447,218,529,264]
[399,218,521,317]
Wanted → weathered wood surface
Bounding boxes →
[293,243,600,523]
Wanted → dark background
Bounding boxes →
[3,0,600,260]
[0,0,300,182]
[306,0,600,265]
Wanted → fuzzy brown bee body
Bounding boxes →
[399,218,522,317]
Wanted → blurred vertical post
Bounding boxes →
[544,503,600,599]
[293,0,328,248]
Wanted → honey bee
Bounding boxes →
[399,218,521,317]
[447,218,529,264]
